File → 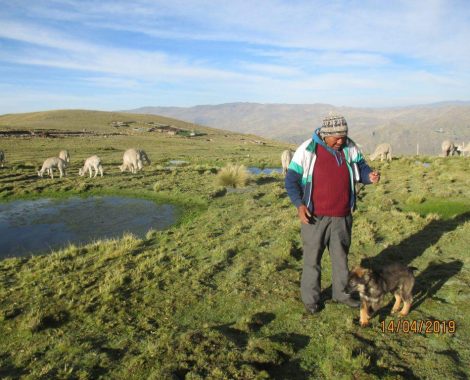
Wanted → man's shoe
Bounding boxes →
[338,297,360,308]
[304,303,320,314]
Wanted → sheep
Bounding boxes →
[120,148,146,173]
[457,142,470,157]
[0,150,4,167]
[370,143,392,162]
[281,149,293,175]
[59,150,70,165]
[79,155,103,178]
[38,157,66,179]
[441,140,458,157]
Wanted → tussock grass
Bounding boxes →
[216,163,250,188]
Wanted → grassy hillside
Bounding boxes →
[0,109,226,136]
[128,102,470,155]
[1,110,470,379]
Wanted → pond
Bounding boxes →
[0,196,177,259]
[415,161,431,168]
[248,167,283,175]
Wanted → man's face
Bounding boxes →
[324,135,347,150]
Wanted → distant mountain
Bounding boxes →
[125,102,470,155]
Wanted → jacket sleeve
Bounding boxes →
[285,167,304,208]
[358,158,373,184]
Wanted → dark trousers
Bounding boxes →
[300,215,353,306]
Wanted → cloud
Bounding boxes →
[4,2,470,67]
[13,1,468,65]
[0,20,243,82]
[1,0,470,113]
[0,20,96,53]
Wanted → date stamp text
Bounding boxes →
[380,319,456,334]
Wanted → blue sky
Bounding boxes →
[1,0,469,114]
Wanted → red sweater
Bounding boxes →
[312,144,351,216]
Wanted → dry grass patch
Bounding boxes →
[216,164,250,188]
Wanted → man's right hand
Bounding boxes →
[297,204,312,224]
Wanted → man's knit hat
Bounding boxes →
[319,113,348,138]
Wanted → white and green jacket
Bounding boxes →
[285,131,373,213]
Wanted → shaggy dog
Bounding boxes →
[346,263,417,327]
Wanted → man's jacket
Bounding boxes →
[285,134,373,213]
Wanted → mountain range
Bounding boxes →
[126,102,470,155]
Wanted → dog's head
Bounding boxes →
[346,266,372,294]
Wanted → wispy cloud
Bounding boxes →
[22,0,468,64]
[0,0,469,113]
[0,20,95,53]
[0,20,242,81]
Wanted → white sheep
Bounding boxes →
[457,142,470,157]
[38,157,67,179]
[59,150,70,165]
[370,143,392,162]
[120,148,144,173]
[0,150,4,167]
[441,140,458,157]
[79,155,103,178]
[281,149,293,175]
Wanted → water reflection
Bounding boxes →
[0,196,176,258]
[248,167,283,175]
[415,161,431,168]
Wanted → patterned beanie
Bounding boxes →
[319,113,348,138]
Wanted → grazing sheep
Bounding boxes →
[120,148,144,173]
[441,140,458,157]
[79,155,103,178]
[59,150,70,165]
[0,150,4,167]
[281,149,293,175]
[457,142,470,157]
[370,143,392,162]
[38,157,66,179]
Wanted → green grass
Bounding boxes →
[1,111,470,379]
[402,198,470,219]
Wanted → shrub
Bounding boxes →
[216,164,250,188]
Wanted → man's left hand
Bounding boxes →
[369,171,380,183]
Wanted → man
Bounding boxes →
[285,113,380,313]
